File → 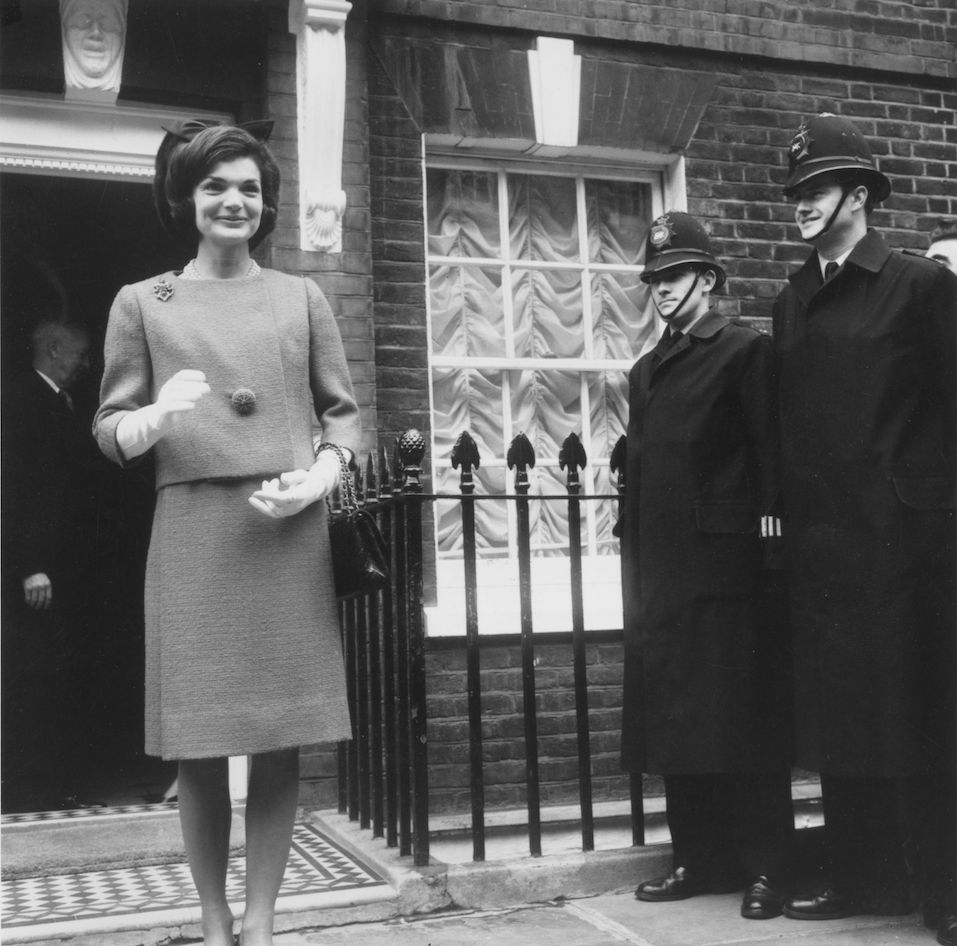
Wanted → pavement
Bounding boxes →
[5,790,946,946]
[271,894,941,946]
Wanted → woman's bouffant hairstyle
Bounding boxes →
[153,122,280,251]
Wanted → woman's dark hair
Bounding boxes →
[153,123,280,251]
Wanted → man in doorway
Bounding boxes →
[1,319,103,811]
[772,113,956,946]
[620,212,793,920]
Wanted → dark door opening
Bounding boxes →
[1,172,182,812]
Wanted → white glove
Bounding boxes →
[23,572,52,610]
[248,449,341,519]
[115,369,210,460]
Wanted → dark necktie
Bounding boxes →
[57,388,74,412]
[824,261,839,282]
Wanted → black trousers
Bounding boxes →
[664,769,794,886]
[822,773,957,910]
[1,594,92,810]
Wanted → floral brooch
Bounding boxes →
[152,279,174,302]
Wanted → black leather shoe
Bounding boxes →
[741,875,784,919]
[938,914,957,946]
[784,887,857,920]
[635,866,710,902]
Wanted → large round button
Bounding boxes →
[230,388,257,416]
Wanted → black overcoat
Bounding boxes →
[772,230,957,777]
[620,311,788,774]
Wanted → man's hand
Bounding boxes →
[760,516,782,538]
[23,572,52,610]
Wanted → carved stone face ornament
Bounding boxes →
[60,0,127,92]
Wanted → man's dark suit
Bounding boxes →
[1,370,100,810]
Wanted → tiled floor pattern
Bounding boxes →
[2,801,180,825]
[2,818,387,933]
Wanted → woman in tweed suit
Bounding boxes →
[94,121,360,946]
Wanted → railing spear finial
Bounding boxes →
[559,432,587,491]
[451,430,481,494]
[506,432,536,492]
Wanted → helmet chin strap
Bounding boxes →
[651,270,701,324]
[802,182,851,244]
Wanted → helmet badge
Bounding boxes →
[649,215,675,248]
[789,120,812,162]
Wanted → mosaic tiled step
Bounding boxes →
[2,820,388,942]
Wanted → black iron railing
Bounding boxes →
[337,429,641,865]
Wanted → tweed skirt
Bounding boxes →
[143,478,351,759]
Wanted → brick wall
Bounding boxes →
[427,638,629,814]
[674,56,957,327]
[374,0,956,79]
[368,53,431,449]
[369,11,955,333]
[298,0,955,812]
[298,635,632,813]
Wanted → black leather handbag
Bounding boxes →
[324,445,391,600]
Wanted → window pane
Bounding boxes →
[431,367,505,465]
[590,271,656,360]
[529,465,570,558]
[512,268,584,358]
[435,465,510,555]
[429,264,505,357]
[589,496,623,555]
[588,370,629,464]
[427,168,500,257]
[509,368,582,462]
[508,175,579,262]
[585,179,653,265]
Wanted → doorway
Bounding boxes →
[1,171,182,812]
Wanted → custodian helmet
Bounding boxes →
[640,211,726,289]
[783,113,891,202]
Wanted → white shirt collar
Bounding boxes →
[34,369,61,394]
[818,248,852,279]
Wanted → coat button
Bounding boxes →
[230,388,257,416]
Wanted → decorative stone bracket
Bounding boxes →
[289,0,351,254]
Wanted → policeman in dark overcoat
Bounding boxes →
[620,212,794,920]
[772,114,956,944]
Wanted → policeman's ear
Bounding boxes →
[700,267,718,291]
[848,183,870,213]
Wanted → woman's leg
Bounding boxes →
[240,747,300,946]
[178,757,234,946]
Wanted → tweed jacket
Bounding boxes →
[94,269,360,488]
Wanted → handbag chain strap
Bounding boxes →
[320,443,357,515]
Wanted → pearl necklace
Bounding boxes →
[182,258,261,280]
